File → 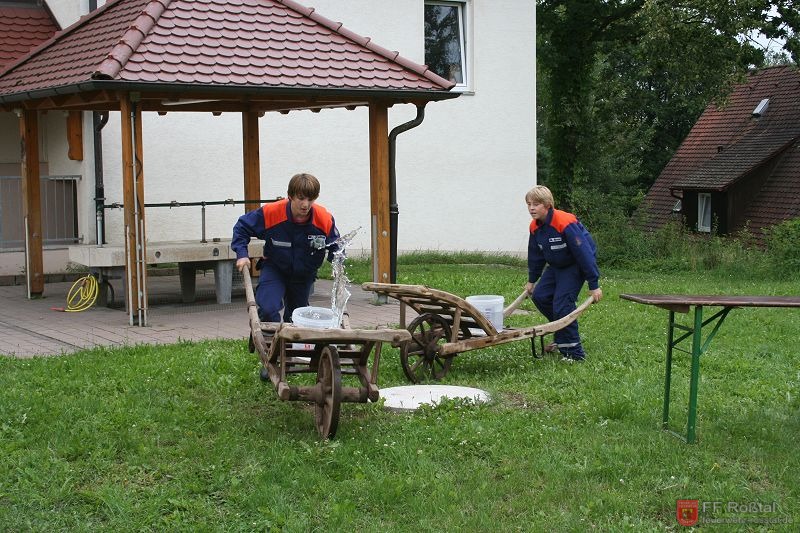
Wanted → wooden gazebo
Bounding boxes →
[0,0,457,325]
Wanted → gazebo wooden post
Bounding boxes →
[242,111,261,213]
[368,102,390,298]
[18,109,44,297]
[120,93,148,326]
[242,111,261,277]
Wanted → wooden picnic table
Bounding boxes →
[620,294,800,444]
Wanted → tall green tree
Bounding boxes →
[537,0,645,208]
[537,0,799,212]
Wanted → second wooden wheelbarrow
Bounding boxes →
[362,283,594,382]
[244,274,410,438]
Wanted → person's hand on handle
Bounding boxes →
[524,282,535,296]
[589,287,603,303]
[236,257,251,272]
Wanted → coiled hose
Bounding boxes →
[56,274,99,312]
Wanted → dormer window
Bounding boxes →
[752,98,769,117]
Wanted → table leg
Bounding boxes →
[686,305,703,444]
[663,310,675,429]
[214,260,233,304]
[179,264,197,303]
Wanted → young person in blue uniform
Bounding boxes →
[524,185,602,361]
[232,173,340,323]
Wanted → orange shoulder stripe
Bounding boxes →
[262,198,289,228]
[311,203,334,234]
[549,209,577,233]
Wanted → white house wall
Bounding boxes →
[45,0,87,27]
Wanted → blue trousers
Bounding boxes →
[531,264,586,358]
[256,263,314,323]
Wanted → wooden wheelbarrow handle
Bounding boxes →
[504,290,530,318]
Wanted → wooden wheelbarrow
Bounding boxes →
[362,283,594,382]
[244,274,410,438]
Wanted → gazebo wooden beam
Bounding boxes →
[67,110,84,161]
[18,109,44,297]
[141,98,369,114]
[143,101,249,113]
[14,90,119,111]
[368,101,390,287]
[1,90,425,114]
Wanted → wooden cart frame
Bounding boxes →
[363,282,594,382]
[244,275,410,439]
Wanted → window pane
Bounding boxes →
[424,4,464,84]
[698,194,711,232]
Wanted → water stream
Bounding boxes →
[328,227,360,327]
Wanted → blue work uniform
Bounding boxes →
[528,208,599,359]
[231,198,339,322]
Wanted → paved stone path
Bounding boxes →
[0,275,404,358]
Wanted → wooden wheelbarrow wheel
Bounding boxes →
[400,313,453,383]
[315,345,343,439]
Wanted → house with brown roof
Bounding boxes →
[640,65,800,242]
[0,0,536,284]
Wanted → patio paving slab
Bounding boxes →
[0,274,405,358]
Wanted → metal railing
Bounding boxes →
[0,175,80,250]
[0,176,280,250]
[98,197,281,245]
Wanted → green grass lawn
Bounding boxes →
[1,261,798,531]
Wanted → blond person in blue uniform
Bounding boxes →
[525,185,602,361]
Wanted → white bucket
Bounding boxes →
[291,306,337,329]
[466,295,504,332]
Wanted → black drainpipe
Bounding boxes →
[388,103,426,283]
[93,110,109,245]
[89,1,109,246]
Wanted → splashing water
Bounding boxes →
[328,227,361,327]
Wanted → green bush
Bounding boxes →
[322,202,790,282]
[569,192,772,276]
[764,217,800,276]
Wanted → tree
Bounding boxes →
[537,0,646,208]
[537,0,799,212]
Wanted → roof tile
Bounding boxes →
[0,0,455,99]
[0,6,59,72]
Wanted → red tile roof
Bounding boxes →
[0,0,454,102]
[641,66,800,234]
[0,5,59,72]
[672,128,800,190]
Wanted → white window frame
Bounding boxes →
[697,193,711,232]
[424,0,471,92]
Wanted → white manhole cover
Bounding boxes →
[380,385,490,411]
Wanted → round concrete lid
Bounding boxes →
[380,385,490,411]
